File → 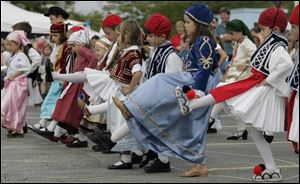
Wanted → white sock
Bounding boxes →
[250,127,277,171]
[52,72,86,83]
[87,102,108,114]
[119,153,132,164]
[132,150,143,156]
[111,123,131,143]
[210,103,224,120]
[47,120,58,132]
[77,132,87,141]
[158,154,169,163]
[237,121,246,132]
[189,94,216,111]
[54,126,62,137]
[34,119,48,129]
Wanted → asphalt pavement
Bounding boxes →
[1,106,299,183]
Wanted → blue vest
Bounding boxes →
[287,50,299,91]
[184,36,218,91]
[251,32,288,76]
[145,43,175,79]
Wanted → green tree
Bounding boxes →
[69,11,103,32]
[105,1,294,34]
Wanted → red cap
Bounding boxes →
[102,14,123,28]
[290,5,299,25]
[258,7,288,32]
[70,26,84,32]
[50,22,66,33]
[145,13,172,37]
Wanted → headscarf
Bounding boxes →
[226,19,254,43]
[68,29,90,46]
[95,37,112,51]
[6,30,28,46]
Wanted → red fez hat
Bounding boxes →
[258,7,288,32]
[145,13,172,37]
[70,26,85,32]
[290,5,299,25]
[102,14,123,28]
[50,22,67,33]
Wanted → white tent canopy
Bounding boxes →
[1,1,101,37]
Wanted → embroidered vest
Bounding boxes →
[251,32,288,75]
[145,43,174,79]
[110,49,142,85]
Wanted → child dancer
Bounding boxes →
[286,5,299,154]
[175,6,293,182]
[45,29,98,147]
[104,4,219,176]
[31,23,72,135]
[1,31,31,137]
[209,19,257,139]
[137,13,184,170]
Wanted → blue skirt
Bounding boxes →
[40,80,63,119]
[124,72,217,163]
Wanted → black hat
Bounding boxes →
[44,6,69,19]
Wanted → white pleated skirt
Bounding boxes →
[225,85,286,132]
[289,92,299,143]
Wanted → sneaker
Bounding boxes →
[143,158,171,173]
[252,169,282,182]
[175,86,191,115]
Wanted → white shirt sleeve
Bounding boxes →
[131,64,142,74]
[165,52,183,73]
[28,48,42,73]
[266,46,294,97]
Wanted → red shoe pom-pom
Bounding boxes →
[253,164,265,175]
[186,90,196,100]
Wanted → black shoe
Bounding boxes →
[23,124,28,134]
[207,119,217,133]
[7,132,24,138]
[131,152,143,165]
[35,128,54,139]
[45,59,54,82]
[227,129,248,140]
[139,150,158,168]
[98,131,116,151]
[66,140,88,148]
[87,130,111,146]
[96,124,107,131]
[92,144,106,152]
[263,131,274,143]
[143,158,171,173]
[101,150,119,154]
[107,160,132,169]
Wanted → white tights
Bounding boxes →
[52,72,86,83]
